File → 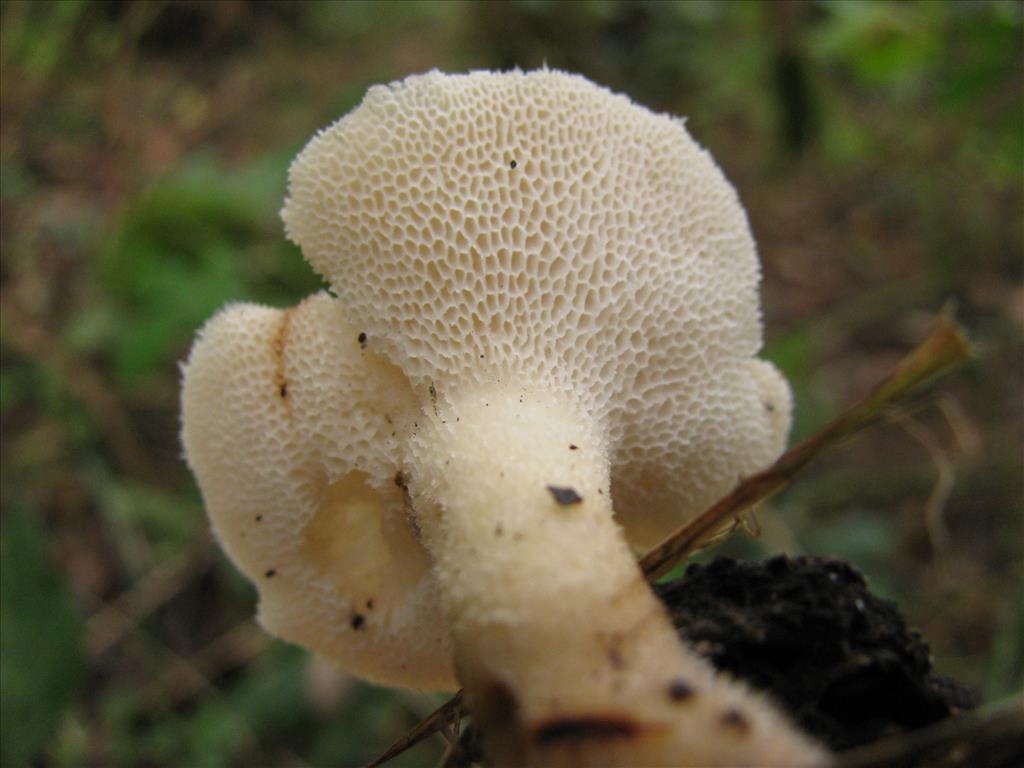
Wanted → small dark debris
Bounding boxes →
[264,569,276,579]
[569,444,578,450]
[366,599,374,610]
[510,159,517,169]
[667,678,695,702]
[279,383,288,398]
[494,524,504,537]
[254,514,263,522]
[357,332,368,349]
[547,485,583,505]
[351,613,365,630]
[764,401,775,412]
[394,471,408,489]
[720,708,750,734]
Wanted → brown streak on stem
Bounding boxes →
[272,308,294,405]
[532,714,654,745]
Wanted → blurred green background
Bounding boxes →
[1,1,1021,766]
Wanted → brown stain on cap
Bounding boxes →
[272,308,294,405]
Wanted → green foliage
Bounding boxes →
[0,510,84,768]
[92,470,203,563]
[99,155,321,386]
[97,644,441,768]
[813,1,945,90]
[1,1,93,76]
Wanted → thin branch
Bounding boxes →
[86,534,214,656]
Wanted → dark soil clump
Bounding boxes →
[654,555,977,751]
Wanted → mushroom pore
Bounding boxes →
[183,70,828,766]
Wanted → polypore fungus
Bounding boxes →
[182,69,828,766]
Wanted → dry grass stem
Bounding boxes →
[363,692,465,768]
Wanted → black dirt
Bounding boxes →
[654,555,977,751]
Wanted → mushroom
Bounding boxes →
[183,70,828,766]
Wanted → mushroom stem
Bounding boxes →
[408,381,827,767]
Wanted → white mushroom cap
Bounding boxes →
[181,292,454,690]
[282,69,792,550]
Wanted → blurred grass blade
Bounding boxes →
[363,691,463,768]
[640,310,972,579]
